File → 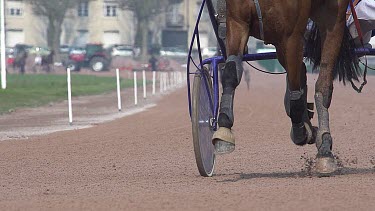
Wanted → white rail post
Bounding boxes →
[134,70,138,105]
[172,72,175,88]
[0,0,6,89]
[181,71,184,85]
[172,72,174,87]
[166,72,169,90]
[152,71,156,95]
[116,68,122,111]
[174,71,177,87]
[159,73,163,93]
[142,70,147,99]
[160,73,163,93]
[171,72,175,88]
[163,72,166,92]
[177,71,181,86]
[67,68,73,125]
[168,72,172,89]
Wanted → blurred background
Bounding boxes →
[1,0,289,74]
[1,0,224,73]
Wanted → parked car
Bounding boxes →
[160,47,188,58]
[69,46,86,55]
[107,45,133,57]
[59,45,70,53]
[65,44,111,72]
[28,46,51,56]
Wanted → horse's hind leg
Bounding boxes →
[276,32,314,146]
[212,3,250,154]
[284,63,316,145]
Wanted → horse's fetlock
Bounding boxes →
[218,93,235,128]
[218,113,233,128]
[317,132,333,157]
[291,122,307,146]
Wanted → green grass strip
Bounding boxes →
[0,74,138,114]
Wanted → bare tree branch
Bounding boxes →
[117,0,183,60]
[24,0,87,60]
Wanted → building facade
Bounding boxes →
[185,0,217,49]
[5,0,135,48]
[151,0,216,50]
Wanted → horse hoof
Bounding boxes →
[214,140,235,155]
[291,122,316,145]
[212,127,235,155]
[315,156,338,176]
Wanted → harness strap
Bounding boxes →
[254,0,264,40]
[349,0,364,45]
[349,0,367,93]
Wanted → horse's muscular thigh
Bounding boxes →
[226,0,251,21]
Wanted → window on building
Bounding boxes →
[78,1,89,17]
[9,8,22,16]
[7,1,23,16]
[104,2,118,17]
[166,4,184,27]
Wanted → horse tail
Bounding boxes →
[304,22,321,71]
[304,21,361,84]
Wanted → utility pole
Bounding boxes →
[0,0,6,89]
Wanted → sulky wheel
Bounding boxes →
[191,67,216,177]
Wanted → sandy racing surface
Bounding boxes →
[0,80,159,141]
[1,70,375,210]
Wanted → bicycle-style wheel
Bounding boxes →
[191,68,215,177]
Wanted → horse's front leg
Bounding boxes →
[212,9,250,154]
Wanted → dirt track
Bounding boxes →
[1,70,375,210]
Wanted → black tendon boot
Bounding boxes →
[213,56,243,154]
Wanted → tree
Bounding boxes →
[25,0,83,60]
[118,0,183,61]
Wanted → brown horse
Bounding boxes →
[212,0,360,175]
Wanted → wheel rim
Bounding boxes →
[92,62,104,71]
[192,70,215,176]
[198,73,215,175]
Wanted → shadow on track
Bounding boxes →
[216,167,375,183]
